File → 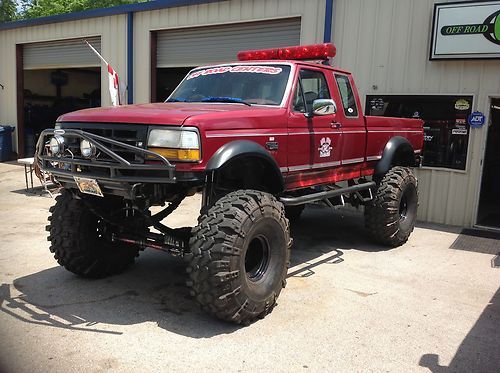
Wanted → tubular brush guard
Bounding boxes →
[36,128,176,183]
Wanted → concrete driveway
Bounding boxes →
[0,162,498,373]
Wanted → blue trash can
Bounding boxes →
[0,126,15,162]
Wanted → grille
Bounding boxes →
[60,123,148,164]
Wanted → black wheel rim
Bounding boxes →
[399,192,409,222]
[398,183,417,232]
[245,235,270,281]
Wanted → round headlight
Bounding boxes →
[80,139,97,158]
[49,135,64,155]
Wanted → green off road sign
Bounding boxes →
[440,9,500,45]
[431,1,500,59]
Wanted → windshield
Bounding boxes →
[167,64,291,106]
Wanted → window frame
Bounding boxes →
[364,93,476,174]
[334,73,359,119]
[292,75,307,113]
[291,68,332,114]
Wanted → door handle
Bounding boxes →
[331,121,342,129]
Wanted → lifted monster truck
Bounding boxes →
[37,43,423,324]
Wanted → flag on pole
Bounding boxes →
[84,40,121,106]
[107,64,120,106]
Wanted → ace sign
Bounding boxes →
[430,1,500,59]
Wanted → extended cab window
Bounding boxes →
[167,64,291,106]
[335,74,358,117]
[293,69,331,113]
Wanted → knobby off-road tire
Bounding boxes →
[285,205,305,224]
[186,190,291,325]
[364,167,418,247]
[46,190,140,278]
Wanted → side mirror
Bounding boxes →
[311,99,337,116]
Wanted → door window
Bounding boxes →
[292,69,331,113]
[335,74,358,117]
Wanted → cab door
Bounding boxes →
[286,67,342,188]
[332,73,366,165]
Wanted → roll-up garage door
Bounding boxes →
[23,37,101,70]
[157,18,301,68]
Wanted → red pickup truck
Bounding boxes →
[38,43,423,324]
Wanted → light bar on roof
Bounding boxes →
[237,43,336,61]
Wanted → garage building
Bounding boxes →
[0,0,499,230]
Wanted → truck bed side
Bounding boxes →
[364,116,424,162]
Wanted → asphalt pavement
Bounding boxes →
[0,161,499,372]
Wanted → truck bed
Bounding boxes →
[365,116,424,162]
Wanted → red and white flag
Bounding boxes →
[85,40,122,106]
[107,64,120,106]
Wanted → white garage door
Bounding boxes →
[157,18,301,68]
[23,37,101,70]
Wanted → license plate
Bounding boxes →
[74,177,104,197]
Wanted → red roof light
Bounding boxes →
[237,43,336,61]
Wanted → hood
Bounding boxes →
[57,102,257,125]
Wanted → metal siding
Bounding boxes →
[0,1,221,31]
[0,31,17,134]
[332,0,500,227]
[134,0,325,103]
[156,18,301,67]
[23,36,101,70]
[0,15,127,152]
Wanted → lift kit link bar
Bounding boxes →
[279,181,376,206]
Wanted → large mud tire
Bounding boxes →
[364,167,418,247]
[46,190,140,278]
[186,190,291,325]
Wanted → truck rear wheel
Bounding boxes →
[186,190,290,324]
[46,190,140,278]
[364,167,418,247]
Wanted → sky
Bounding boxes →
[15,0,24,12]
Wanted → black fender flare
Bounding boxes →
[375,136,416,176]
[206,140,285,193]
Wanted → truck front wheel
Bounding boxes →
[186,190,291,324]
[364,167,418,247]
[46,190,140,278]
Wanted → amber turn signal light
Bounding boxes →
[147,147,200,162]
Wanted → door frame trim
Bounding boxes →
[16,44,25,158]
[474,95,500,228]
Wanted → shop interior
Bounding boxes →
[476,98,500,229]
[366,95,473,171]
[156,67,193,102]
[23,68,100,155]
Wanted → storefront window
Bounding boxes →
[365,95,473,170]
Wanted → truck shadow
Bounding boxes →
[290,205,391,255]
[418,287,500,373]
[0,206,388,339]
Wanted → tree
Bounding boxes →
[19,0,147,20]
[0,0,17,23]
